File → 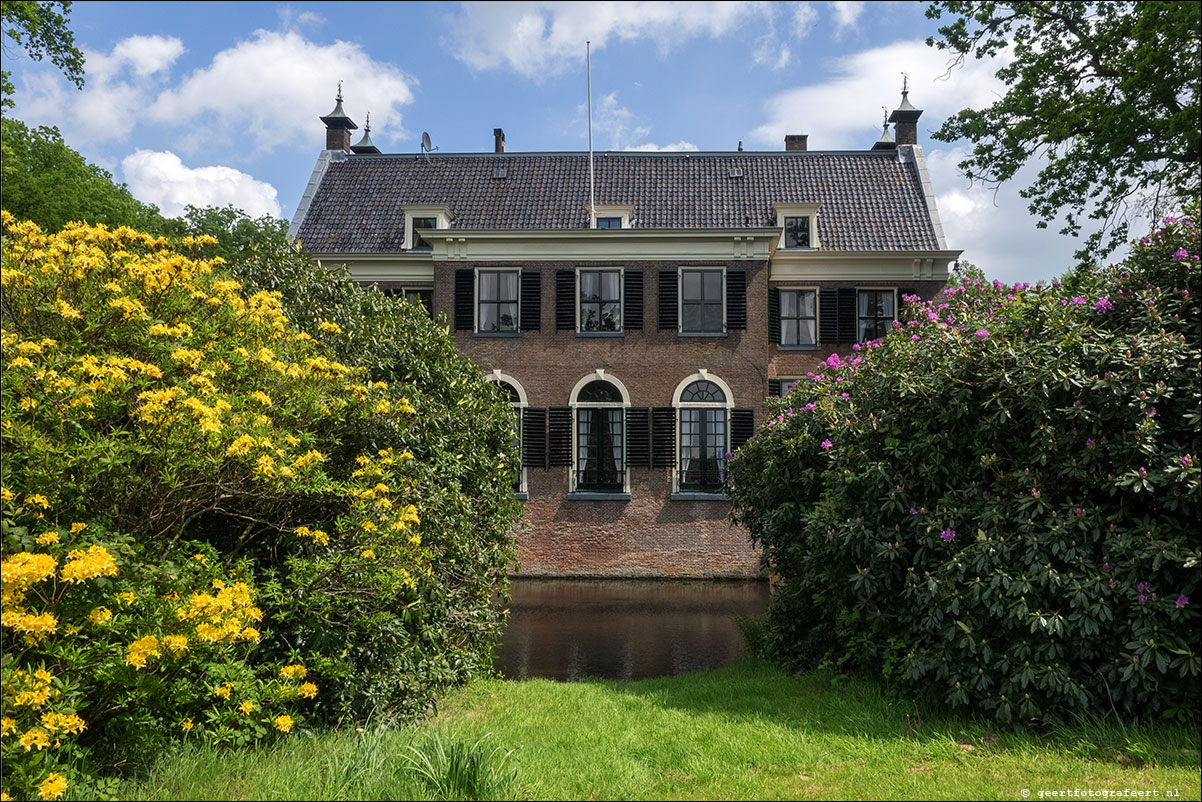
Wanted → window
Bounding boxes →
[858,289,895,342]
[410,217,436,251]
[487,372,527,494]
[779,289,817,347]
[673,374,733,494]
[574,380,624,492]
[681,269,724,334]
[478,270,519,333]
[595,216,622,229]
[784,216,811,249]
[579,269,622,332]
[381,286,433,316]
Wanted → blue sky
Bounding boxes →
[5,1,1124,283]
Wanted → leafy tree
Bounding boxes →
[946,259,986,287]
[926,1,1201,262]
[1,0,85,110]
[0,116,168,231]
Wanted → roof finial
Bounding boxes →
[337,79,343,102]
[364,112,371,134]
[901,71,909,96]
[882,105,890,127]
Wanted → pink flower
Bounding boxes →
[974,329,990,340]
[1176,594,1190,609]
[1171,249,1189,261]
[820,439,833,450]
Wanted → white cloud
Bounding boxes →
[752,34,791,71]
[121,150,281,218]
[277,6,326,31]
[19,35,185,145]
[793,2,819,37]
[443,1,769,79]
[623,141,700,152]
[148,30,415,156]
[829,1,865,34]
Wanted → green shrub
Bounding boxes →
[726,209,1200,726]
[1,213,519,798]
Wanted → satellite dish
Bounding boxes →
[421,131,431,152]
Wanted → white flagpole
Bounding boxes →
[587,40,595,230]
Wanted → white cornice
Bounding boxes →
[415,228,782,261]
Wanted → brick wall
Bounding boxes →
[407,262,945,578]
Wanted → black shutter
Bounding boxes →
[454,269,475,331]
[651,407,675,468]
[548,407,572,467]
[730,408,755,451]
[556,270,576,331]
[767,287,780,344]
[818,287,838,345]
[624,270,644,330]
[657,269,677,331]
[837,287,858,344]
[520,270,542,332]
[768,379,782,397]
[522,407,548,470]
[626,407,651,468]
[726,269,747,330]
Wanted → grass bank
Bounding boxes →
[127,660,1200,801]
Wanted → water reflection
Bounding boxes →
[496,578,769,682]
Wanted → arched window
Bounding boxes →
[570,372,629,493]
[673,372,734,493]
[486,371,527,494]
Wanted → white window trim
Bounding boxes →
[592,204,634,229]
[677,266,727,335]
[671,370,733,494]
[856,286,899,343]
[568,369,630,494]
[402,205,451,251]
[486,370,528,495]
[772,203,821,250]
[474,267,522,335]
[776,285,820,348]
[576,266,624,334]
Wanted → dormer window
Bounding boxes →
[784,216,810,248]
[595,217,622,229]
[592,205,633,229]
[772,203,820,250]
[401,205,451,252]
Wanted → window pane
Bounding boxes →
[782,319,798,345]
[701,304,723,333]
[799,319,816,346]
[682,304,702,332]
[479,304,498,332]
[601,271,620,300]
[785,216,810,248]
[683,271,702,300]
[858,291,870,316]
[580,271,599,300]
[702,271,722,299]
[498,272,518,300]
[799,291,816,317]
[879,291,895,316]
[600,302,621,331]
[596,217,621,229]
[780,290,798,318]
[498,303,518,331]
[480,272,497,300]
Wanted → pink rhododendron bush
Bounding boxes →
[727,210,1200,726]
[0,212,519,799]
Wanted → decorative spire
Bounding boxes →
[888,73,922,145]
[351,111,381,154]
[872,106,896,150]
[320,81,358,131]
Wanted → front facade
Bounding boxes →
[291,92,960,579]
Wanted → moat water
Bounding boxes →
[495,578,770,681]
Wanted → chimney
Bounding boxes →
[319,82,358,152]
[784,134,808,152]
[493,127,506,153]
[888,80,922,146]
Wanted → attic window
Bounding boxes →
[729,167,744,178]
[493,167,508,179]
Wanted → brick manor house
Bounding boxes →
[289,87,960,579]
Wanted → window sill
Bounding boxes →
[472,332,522,338]
[511,492,529,501]
[677,332,728,338]
[670,492,728,501]
[567,492,631,501]
[576,331,624,338]
[777,344,819,351]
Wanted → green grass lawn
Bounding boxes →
[127,660,1201,801]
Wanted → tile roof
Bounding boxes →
[294,148,944,254]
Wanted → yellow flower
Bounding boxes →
[25,494,49,509]
[56,300,82,319]
[180,718,194,732]
[60,544,118,583]
[239,700,255,716]
[115,591,136,605]
[193,553,208,564]
[125,635,161,669]
[317,320,342,334]
[361,549,375,560]
[20,728,50,751]
[298,682,317,699]
[279,664,307,680]
[35,531,59,545]
[69,522,87,534]
[39,712,85,736]
[274,715,294,733]
[251,390,273,406]
[88,607,113,625]
[0,486,13,501]
[1,717,17,735]
[163,635,189,655]
[2,552,58,591]
[37,773,68,801]
[409,534,421,547]
[214,683,233,699]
